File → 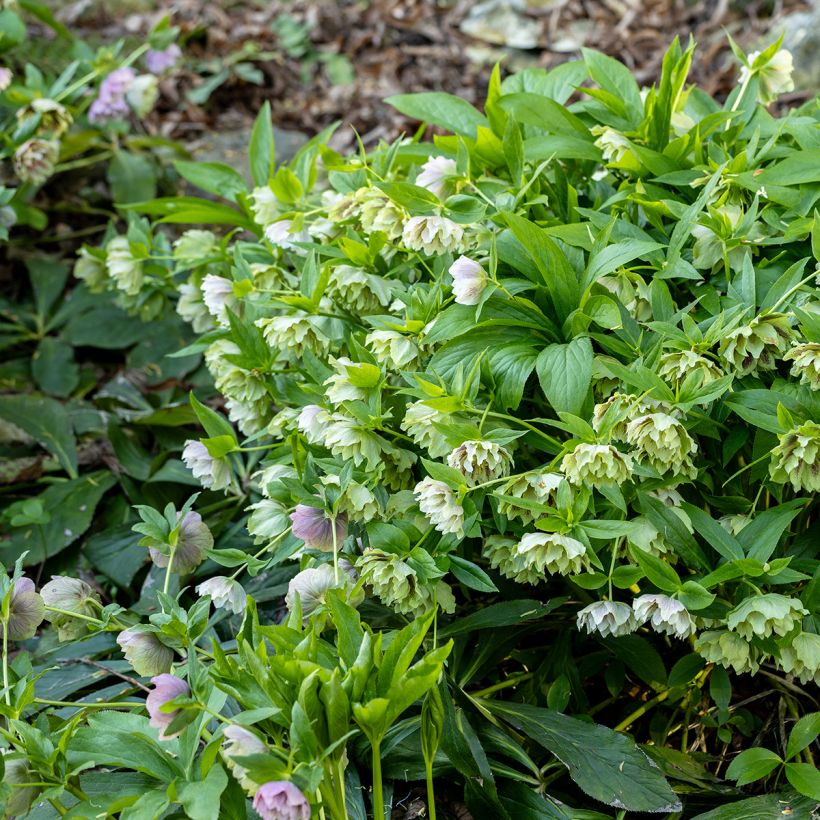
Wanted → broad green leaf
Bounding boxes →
[249,101,275,185]
[785,762,820,800]
[109,150,157,205]
[726,748,782,786]
[491,701,681,812]
[449,555,498,593]
[386,92,488,137]
[175,160,247,202]
[31,337,79,397]
[535,338,592,415]
[0,394,77,476]
[785,713,820,761]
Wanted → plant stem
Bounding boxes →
[34,698,141,709]
[425,759,437,820]
[470,672,533,698]
[614,688,671,732]
[2,623,9,707]
[44,606,103,625]
[163,546,176,595]
[371,737,385,820]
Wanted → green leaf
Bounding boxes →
[582,48,644,125]
[124,197,256,230]
[490,701,681,812]
[386,92,488,137]
[190,392,237,441]
[681,504,745,562]
[449,555,498,593]
[31,337,79,397]
[3,472,116,565]
[677,580,715,611]
[736,501,805,563]
[249,101,275,186]
[785,713,820,761]
[536,338,592,415]
[726,748,782,786]
[27,257,69,319]
[439,599,560,638]
[632,547,681,594]
[0,394,77,476]
[108,150,157,205]
[174,161,247,202]
[178,765,229,820]
[785,762,820,800]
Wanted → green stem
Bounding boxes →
[425,758,437,820]
[34,698,141,709]
[613,688,671,732]
[470,672,533,698]
[371,736,385,820]
[229,526,292,580]
[44,606,104,625]
[2,621,10,707]
[163,546,176,595]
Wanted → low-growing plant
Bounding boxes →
[2,33,819,819]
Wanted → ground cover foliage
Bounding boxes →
[0,10,819,820]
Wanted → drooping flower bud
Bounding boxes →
[448,255,488,306]
[201,274,237,326]
[285,561,361,620]
[739,48,794,103]
[4,577,44,641]
[625,412,697,477]
[223,726,267,791]
[484,535,543,585]
[416,155,457,199]
[290,504,348,552]
[41,576,101,641]
[778,631,820,684]
[116,627,173,676]
[150,511,212,575]
[145,43,182,74]
[146,674,189,739]
[105,236,143,296]
[496,472,563,524]
[196,576,247,615]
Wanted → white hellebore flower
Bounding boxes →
[402,215,464,255]
[414,477,464,536]
[201,274,237,326]
[448,256,488,306]
[515,532,588,576]
[633,594,695,639]
[447,440,513,487]
[264,219,309,249]
[739,48,794,103]
[182,440,232,491]
[297,404,330,444]
[105,236,143,296]
[415,155,457,199]
[576,600,637,638]
[196,577,247,615]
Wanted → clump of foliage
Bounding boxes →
[1,31,819,819]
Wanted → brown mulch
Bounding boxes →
[54,0,808,150]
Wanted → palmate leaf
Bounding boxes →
[490,701,681,812]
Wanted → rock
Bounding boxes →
[769,3,820,93]
[460,0,542,50]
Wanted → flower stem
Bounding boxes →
[425,758,437,820]
[2,622,10,707]
[613,688,671,732]
[44,606,103,625]
[34,698,141,709]
[371,736,385,820]
[163,546,176,595]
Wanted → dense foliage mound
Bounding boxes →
[2,28,819,820]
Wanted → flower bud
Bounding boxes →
[327,265,392,314]
[576,600,637,638]
[2,754,40,816]
[448,255,487,306]
[414,478,465,536]
[290,504,348,552]
[223,725,266,791]
[257,315,331,358]
[201,274,237,326]
[124,74,159,117]
[366,329,420,369]
[197,576,247,615]
[496,472,563,524]
[484,535,543,585]
[285,561,361,620]
[658,350,723,386]
[4,577,44,641]
[116,627,173,676]
[18,98,72,137]
[401,401,454,459]
[739,48,794,103]
[253,781,310,820]
[146,674,189,739]
[88,67,135,122]
[150,511,212,575]
[74,247,107,292]
[41,576,101,641]
[357,187,406,239]
[416,155,457,199]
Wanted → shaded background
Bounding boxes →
[45,0,820,158]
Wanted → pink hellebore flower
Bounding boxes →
[289,504,348,552]
[253,781,310,820]
[146,673,189,739]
